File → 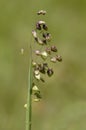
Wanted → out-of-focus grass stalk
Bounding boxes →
[26,44,32,130]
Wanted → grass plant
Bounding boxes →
[25,10,62,130]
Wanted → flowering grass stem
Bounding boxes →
[25,10,62,130]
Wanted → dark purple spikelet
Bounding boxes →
[47,68,54,77]
[51,45,58,52]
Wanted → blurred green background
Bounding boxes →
[0,0,86,130]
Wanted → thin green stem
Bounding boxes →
[26,44,32,130]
